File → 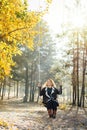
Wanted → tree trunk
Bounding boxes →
[16,81,19,98]
[37,82,41,102]
[8,86,11,99]
[0,87,1,97]
[14,81,16,97]
[29,62,36,102]
[29,63,33,102]
[1,79,6,100]
[76,32,80,106]
[23,65,29,102]
[79,46,86,107]
[72,46,77,105]
[31,82,34,102]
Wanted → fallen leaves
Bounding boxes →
[0,119,18,130]
[0,119,8,127]
[59,103,67,110]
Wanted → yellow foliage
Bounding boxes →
[0,41,20,78]
[0,0,52,79]
[59,104,67,110]
[0,119,8,127]
[46,0,52,4]
[0,0,41,79]
[0,119,16,129]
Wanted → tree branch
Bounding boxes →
[0,26,32,39]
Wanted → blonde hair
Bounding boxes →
[42,79,56,88]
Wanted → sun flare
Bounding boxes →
[71,15,85,29]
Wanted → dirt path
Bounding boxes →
[0,99,87,130]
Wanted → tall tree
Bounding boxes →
[0,0,41,79]
[59,0,87,107]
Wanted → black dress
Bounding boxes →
[40,86,62,110]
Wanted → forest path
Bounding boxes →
[0,98,87,130]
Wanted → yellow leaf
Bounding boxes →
[46,0,52,4]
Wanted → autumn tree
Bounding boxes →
[0,0,41,80]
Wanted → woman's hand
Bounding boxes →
[37,82,42,88]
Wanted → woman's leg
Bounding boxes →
[53,108,57,118]
[47,109,53,117]
[47,101,53,117]
[52,101,58,118]
[47,109,51,117]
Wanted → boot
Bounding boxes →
[53,110,57,118]
[48,109,53,118]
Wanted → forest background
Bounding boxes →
[0,0,87,108]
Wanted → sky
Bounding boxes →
[28,0,68,58]
[28,0,64,34]
[43,0,64,34]
[28,0,87,34]
[28,0,87,56]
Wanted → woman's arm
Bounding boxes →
[59,85,62,94]
[37,82,43,96]
[57,85,62,94]
[40,87,45,96]
[37,83,44,96]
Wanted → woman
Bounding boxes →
[39,79,62,118]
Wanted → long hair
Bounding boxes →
[42,79,56,88]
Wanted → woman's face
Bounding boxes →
[47,80,53,87]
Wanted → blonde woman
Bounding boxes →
[39,79,62,119]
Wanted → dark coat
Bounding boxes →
[40,86,62,105]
